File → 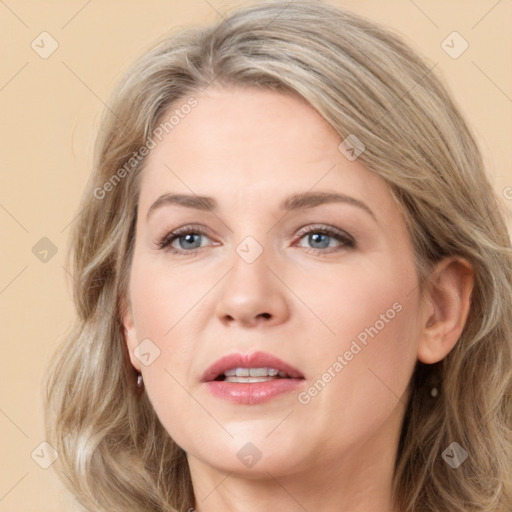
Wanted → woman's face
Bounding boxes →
[123,87,424,481]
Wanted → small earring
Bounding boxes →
[430,386,439,397]
[137,373,143,388]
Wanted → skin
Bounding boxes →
[122,87,474,512]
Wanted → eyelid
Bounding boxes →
[155,223,215,249]
[155,222,356,254]
[295,223,354,243]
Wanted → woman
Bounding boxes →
[44,1,512,511]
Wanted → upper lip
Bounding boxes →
[201,351,305,382]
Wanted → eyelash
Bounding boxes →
[155,223,356,256]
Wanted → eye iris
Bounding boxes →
[309,233,330,249]
[167,228,347,252]
[179,233,201,250]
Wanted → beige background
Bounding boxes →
[0,0,510,510]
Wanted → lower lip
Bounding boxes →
[204,378,305,405]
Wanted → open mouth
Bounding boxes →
[203,356,306,404]
[201,351,305,385]
[213,368,295,383]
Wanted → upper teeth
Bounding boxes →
[223,367,288,377]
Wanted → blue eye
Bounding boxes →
[156,224,355,255]
[296,225,355,253]
[156,226,211,253]
[172,232,204,250]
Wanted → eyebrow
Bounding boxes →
[146,191,376,222]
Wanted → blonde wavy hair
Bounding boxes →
[44,1,512,511]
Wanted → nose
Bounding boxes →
[214,247,290,328]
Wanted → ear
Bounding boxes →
[417,257,474,364]
[121,301,142,372]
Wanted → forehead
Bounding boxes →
[138,87,397,220]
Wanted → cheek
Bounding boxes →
[128,263,201,445]
[317,247,417,344]
[127,255,209,422]
[312,257,420,421]
[128,255,206,338]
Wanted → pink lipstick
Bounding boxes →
[201,351,306,405]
